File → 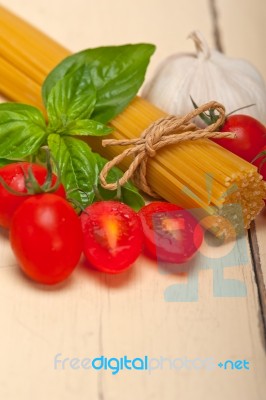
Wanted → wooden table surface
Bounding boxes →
[0,1,266,399]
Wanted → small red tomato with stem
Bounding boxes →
[0,162,65,229]
[10,194,82,285]
[80,201,143,274]
[139,201,203,263]
[191,98,266,163]
[213,114,266,162]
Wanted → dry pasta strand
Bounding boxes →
[0,6,265,239]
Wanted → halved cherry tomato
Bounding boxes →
[10,194,82,285]
[80,201,143,274]
[139,201,203,263]
[0,162,65,228]
[213,114,266,163]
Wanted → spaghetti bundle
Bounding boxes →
[0,5,265,238]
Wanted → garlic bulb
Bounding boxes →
[142,31,266,124]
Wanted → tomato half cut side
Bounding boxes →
[80,201,143,274]
[139,201,203,263]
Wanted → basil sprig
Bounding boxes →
[42,43,155,123]
[0,104,47,159]
[0,43,155,209]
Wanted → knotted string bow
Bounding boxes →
[99,101,235,197]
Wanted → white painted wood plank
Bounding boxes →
[218,0,266,80]
[0,1,266,399]
[0,226,266,399]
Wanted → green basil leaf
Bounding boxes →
[48,133,144,210]
[94,153,145,211]
[48,134,97,206]
[0,103,47,159]
[119,185,145,211]
[96,182,145,211]
[47,65,96,130]
[0,158,15,167]
[65,119,112,136]
[42,43,156,123]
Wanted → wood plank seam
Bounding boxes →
[248,223,266,346]
[208,0,224,52]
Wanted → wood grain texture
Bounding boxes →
[251,210,266,333]
[217,0,266,80]
[0,1,266,399]
[0,228,266,400]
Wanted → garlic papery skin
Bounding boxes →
[142,31,266,125]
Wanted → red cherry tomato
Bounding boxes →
[212,115,266,162]
[253,145,266,182]
[139,201,203,263]
[10,194,82,285]
[0,162,66,229]
[80,201,143,274]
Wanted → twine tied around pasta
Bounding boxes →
[99,101,235,198]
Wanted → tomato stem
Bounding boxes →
[252,150,266,172]
[190,96,256,127]
[67,197,86,213]
[190,96,219,125]
[226,104,256,117]
[0,148,62,197]
[112,180,122,201]
[0,176,30,197]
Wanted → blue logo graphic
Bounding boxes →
[153,174,249,301]
[53,354,250,373]
[217,359,250,370]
